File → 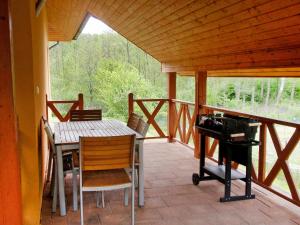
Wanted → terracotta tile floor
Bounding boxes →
[41,140,300,225]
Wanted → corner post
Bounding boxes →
[194,71,207,158]
[78,93,84,109]
[128,93,134,117]
[167,72,176,142]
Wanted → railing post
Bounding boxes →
[258,123,267,182]
[128,93,134,117]
[167,72,176,142]
[194,71,207,158]
[78,93,84,109]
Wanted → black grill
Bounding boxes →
[193,113,261,202]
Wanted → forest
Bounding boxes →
[49,33,300,123]
[49,32,300,194]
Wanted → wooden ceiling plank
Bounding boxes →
[154,31,300,62]
[166,46,300,65]
[128,0,243,43]
[88,0,146,32]
[122,0,217,38]
[95,0,119,22]
[118,0,181,37]
[148,12,300,59]
[105,0,148,27]
[142,0,300,50]
[134,0,260,45]
[102,0,135,23]
[115,0,166,30]
[162,58,300,72]
[152,19,300,58]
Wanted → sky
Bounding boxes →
[82,17,114,34]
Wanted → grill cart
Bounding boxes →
[193,114,261,202]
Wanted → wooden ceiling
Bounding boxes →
[47,0,300,74]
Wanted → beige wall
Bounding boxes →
[10,0,49,224]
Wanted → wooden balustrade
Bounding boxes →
[128,93,169,139]
[46,93,83,122]
[129,94,300,206]
[170,99,196,147]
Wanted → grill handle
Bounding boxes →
[223,139,260,147]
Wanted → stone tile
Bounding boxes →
[41,141,300,225]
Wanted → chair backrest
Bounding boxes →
[136,119,149,137]
[43,120,56,154]
[80,135,135,171]
[70,109,102,121]
[127,112,141,130]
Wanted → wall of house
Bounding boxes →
[10,0,49,224]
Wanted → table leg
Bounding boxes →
[138,141,144,207]
[56,145,66,216]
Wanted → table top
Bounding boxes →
[54,119,143,145]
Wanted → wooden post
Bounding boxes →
[78,93,84,109]
[0,1,22,224]
[128,93,134,117]
[258,123,267,182]
[194,71,207,158]
[46,94,49,120]
[167,72,176,142]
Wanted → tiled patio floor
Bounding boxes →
[41,140,300,225]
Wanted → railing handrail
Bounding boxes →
[46,100,79,104]
[203,105,300,128]
[134,98,169,102]
[171,99,195,106]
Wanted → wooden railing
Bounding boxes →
[46,93,83,122]
[129,94,300,206]
[170,99,196,147]
[128,93,169,139]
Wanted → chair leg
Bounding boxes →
[96,192,104,208]
[96,192,100,208]
[72,169,78,211]
[50,160,55,197]
[52,158,58,213]
[124,188,129,206]
[131,172,135,225]
[47,151,53,183]
[102,191,105,208]
[80,187,84,225]
[135,167,139,188]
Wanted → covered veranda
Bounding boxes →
[1,1,300,225]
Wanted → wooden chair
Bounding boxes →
[79,135,136,225]
[134,119,149,186]
[136,118,149,137]
[127,112,142,130]
[70,109,102,121]
[43,118,79,212]
[42,117,54,183]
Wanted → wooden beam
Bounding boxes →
[194,71,207,158]
[0,1,22,224]
[167,72,176,142]
[258,123,267,182]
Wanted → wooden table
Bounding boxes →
[54,119,144,216]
